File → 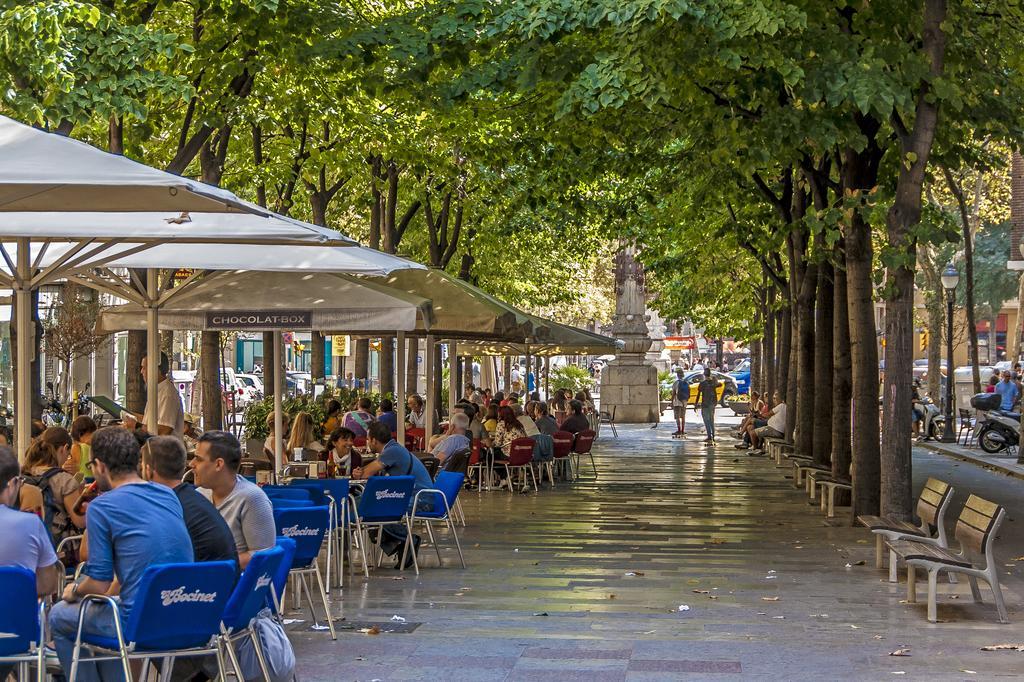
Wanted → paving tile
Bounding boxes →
[290,416,1024,679]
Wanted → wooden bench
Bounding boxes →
[763,438,793,464]
[816,478,852,518]
[857,477,953,574]
[888,494,1008,623]
[792,461,829,490]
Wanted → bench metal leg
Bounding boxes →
[889,549,898,583]
[969,575,983,602]
[907,564,917,602]
[827,488,836,518]
[990,574,1010,624]
[926,570,939,623]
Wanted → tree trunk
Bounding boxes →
[380,336,394,394]
[832,253,853,480]
[354,339,369,390]
[310,331,325,384]
[503,356,513,393]
[764,286,777,398]
[432,343,444,414]
[880,0,947,521]
[777,306,791,402]
[1012,273,1024,364]
[262,332,277,397]
[795,260,817,458]
[200,331,222,430]
[840,115,885,517]
[813,262,834,466]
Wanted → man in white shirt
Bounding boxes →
[124,352,185,439]
[749,391,786,452]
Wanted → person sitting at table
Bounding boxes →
[342,397,376,437]
[377,398,398,433]
[263,411,290,461]
[286,411,324,459]
[531,401,559,437]
[430,413,472,463]
[483,403,499,435]
[460,402,486,441]
[352,422,432,568]
[327,426,359,475]
[64,415,97,479]
[483,388,493,406]
[550,388,571,425]
[514,403,540,437]
[23,439,86,548]
[493,391,506,407]
[559,400,591,434]
[490,406,526,460]
[322,399,343,433]
[406,394,426,429]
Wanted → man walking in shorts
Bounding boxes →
[670,369,689,437]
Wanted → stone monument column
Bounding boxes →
[600,243,660,423]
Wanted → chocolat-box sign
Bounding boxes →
[205,311,312,330]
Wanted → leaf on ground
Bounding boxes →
[772,615,785,619]
[1012,556,1024,561]
[692,589,710,594]
[454,593,464,596]
[874,635,884,640]
[980,643,1024,651]
[961,670,977,674]
[625,571,645,576]
[533,612,549,617]
[853,560,866,566]
[949,594,960,599]
[850,625,860,629]
[708,595,719,600]
[391,577,405,581]
[889,649,911,657]
[608,594,616,599]
[761,596,780,601]
[358,626,380,635]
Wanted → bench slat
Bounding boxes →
[857,515,923,535]
[887,540,973,568]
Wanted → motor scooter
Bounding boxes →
[971,392,1021,453]
[917,397,944,440]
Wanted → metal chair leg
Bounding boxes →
[448,515,466,568]
[249,627,273,681]
[313,566,336,640]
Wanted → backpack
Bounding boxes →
[23,467,74,547]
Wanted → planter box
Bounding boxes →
[729,401,750,416]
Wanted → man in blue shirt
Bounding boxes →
[995,371,1020,412]
[353,421,432,568]
[376,398,398,433]
[50,427,193,682]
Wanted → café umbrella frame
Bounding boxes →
[0,115,353,456]
[96,270,432,475]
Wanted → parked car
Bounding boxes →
[681,370,738,407]
[729,359,751,395]
[236,373,265,401]
[912,358,947,382]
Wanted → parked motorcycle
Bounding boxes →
[971,392,1020,454]
[41,381,66,427]
[918,397,944,440]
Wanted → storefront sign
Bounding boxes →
[205,311,312,330]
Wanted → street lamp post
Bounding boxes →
[939,263,960,443]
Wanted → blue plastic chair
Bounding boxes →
[0,567,45,682]
[219,545,287,680]
[70,560,236,682]
[409,471,467,573]
[273,506,335,639]
[268,537,297,621]
[289,478,353,588]
[262,486,313,501]
[268,498,315,510]
[352,476,416,576]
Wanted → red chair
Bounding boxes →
[502,438,538,494]
[466,439,484,494]
[405,428,426,451]
[572,430,597,478]
[353,436,367,448]
[552,431,575,481]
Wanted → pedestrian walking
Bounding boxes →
[697,368,720,446]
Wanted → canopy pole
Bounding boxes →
[273,331,284,481]
[424,334,436,444]
[14,237,30,460]
[525,344,531,399]
[544,356,551,400]
[145,269,159,434]
[448,344,458,416]
[396,331,406,444]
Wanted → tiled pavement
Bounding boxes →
[288,412,1024,680]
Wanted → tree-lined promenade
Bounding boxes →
[4,0,1024,521]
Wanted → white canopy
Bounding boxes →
[0,115,266,214]
[0,210,347,243]
[96,271,433,334]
